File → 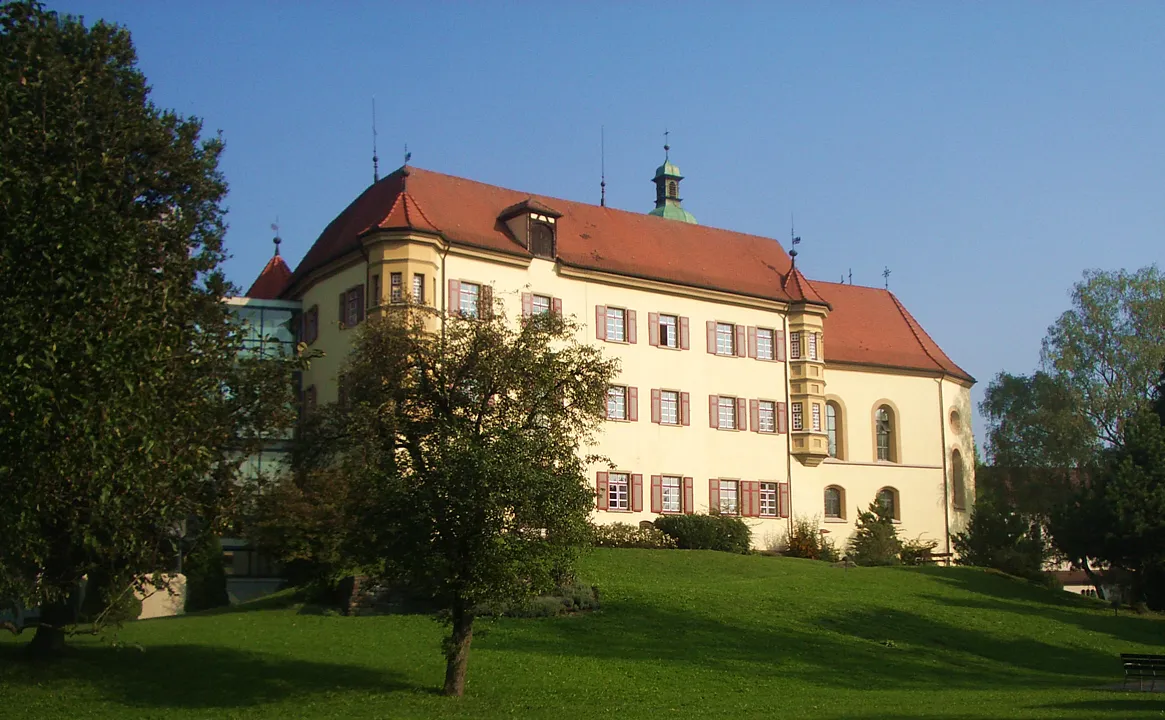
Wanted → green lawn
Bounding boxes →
[3,550,1165,719]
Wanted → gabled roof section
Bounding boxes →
[782,267,829,306]
[814,281,974,383]
[286,165,817,305]
[499,198,563,221]
[245,254,292,299]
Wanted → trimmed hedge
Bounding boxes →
[654,514,751,554]
[592,522,677,549]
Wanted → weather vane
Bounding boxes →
[663,129,670,160]
[271,220,281,256]
[371,97,379,183]
[883,266,892,289]
[789,215,801,267]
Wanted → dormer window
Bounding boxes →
[498,199,563,257]
[530,218,555,259]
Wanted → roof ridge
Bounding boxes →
[887,291,948,375]
[403,189,439,231]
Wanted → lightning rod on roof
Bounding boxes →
[600,126,606,207]
[372,98,380,183]
[849,268,853,285]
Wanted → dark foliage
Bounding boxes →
[846,502,903,566]
[653,514,752,554]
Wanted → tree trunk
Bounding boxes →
[26,601,72,659]
[442,605,474,697]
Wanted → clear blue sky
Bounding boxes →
[58,2,1165,436]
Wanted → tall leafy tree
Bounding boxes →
[0,2,298,655]
[291,305,616,696]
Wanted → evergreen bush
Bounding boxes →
[846,502,903,566]
[654,514,751,554]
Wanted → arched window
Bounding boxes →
[826,401,844,459]
[667,180,677,198]
[824,486,845,520]
[876,487,900,521]
[875,405,896,462]
[951,449,966,510]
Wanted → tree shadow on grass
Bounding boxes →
[0,642,426,709]
[481,599,1121,691]
[1038,697,1165,715]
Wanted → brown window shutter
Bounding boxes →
[742,481,754,517]
[680,391,690,426]
[709,479,720,514]
[651,388,661,424]
[776,330,787,362]
[338,292,347,325]
[736,397,747,430]
[631,474,644,512]
[779,481,791,518]
[627,387,638,422]
[648,312,659,347]
[552,297,563,316]
[709,395,719,428]
[596,472,609,510]
[480,285,493,319]
[735,324,747,357]
[750,399,760,433]
[777,401,788,434]
[650,475,663,514]
[448,280,461,317]
[748,327,758,359]
[683,477,694,514]
[356,285,366,322]
[679,316,690,350]
[595,305,607,340]
[627,309,638,344]
[706,320,716,354]
[521,292,533,318]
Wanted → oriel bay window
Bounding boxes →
[651,389,690,426]
[648,312,690,349]
[595,471,643,512]
[651,475,693,514]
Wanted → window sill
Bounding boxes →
[824,517,848,524]
[605,417,632,423]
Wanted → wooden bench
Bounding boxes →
[1122,653,1165,691]
[923,552,953,566]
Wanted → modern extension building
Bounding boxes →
[242,156,976,553]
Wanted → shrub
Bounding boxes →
[654,514,751,554]
[184,530,229,612]
[818,535,841,563]
[953,495,1050,581]
[900,536,939,566]
[846,502,903,566]
[591,522,677,549]
[783,516,822,559]
[477,581,600,618]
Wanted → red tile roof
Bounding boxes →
[245,254,292,299]
[284,165,972,383]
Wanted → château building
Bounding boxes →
[242,156,976,553]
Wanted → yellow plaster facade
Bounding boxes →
[289,225,975,553]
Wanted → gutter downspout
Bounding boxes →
[937,376,951,564]
[783,311,794,533]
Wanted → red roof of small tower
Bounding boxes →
[245,254,292,299]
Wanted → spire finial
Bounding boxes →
[883,266,892,290]
[663,129,670,160]
[270,219,281,257]
[404,143,411,165]
[789,215,801,268]
[372,97,379,183]
[600,126,607,207]
[848,268,853,285]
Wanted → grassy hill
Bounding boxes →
[3,550,1164,719]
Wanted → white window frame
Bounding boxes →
[808,332,819,360]
[790,331,802,360]
[756,328,774,361]
[812,403,822,432]
[413,273,425,303]
[459,282,481,318]
[607,386,627,420]
[659,314,678,348]
[791,402,804,431]
[390,272,403,303]
[718,396,737,430]
[760,482,778,517]
[608,472,630,511]
[660,390,679,425]
[719,480,740,516]
[531,294,552,316]
[758,400,776,433]
[715,322,735,355]
[606,307,626,342]
[661,475,682,514]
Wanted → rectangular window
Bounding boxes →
[608,473,630,511]
[607,386,627,420]
[791,402,804,431]
[459,282,480,318]
[790,331,802,360]
[532,294,552,316]
[756,328,774,360]
[661,476,682,513]
[660,390,679,425]
[719,480,739,516]
[372,274,381,307]
[413,273,425,303]
[716,322,734,355]
[303,305,319,344]
[760,482,778,517]
[659,314,678,348]
[390,272,403,303]
[718,396,736,430]
[345,287,362,327]
[606,307,626,342]
[808,332,819,360]
[758,400,776,433]
[812,403,822,432]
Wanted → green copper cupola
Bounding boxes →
[649,136,698,224]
